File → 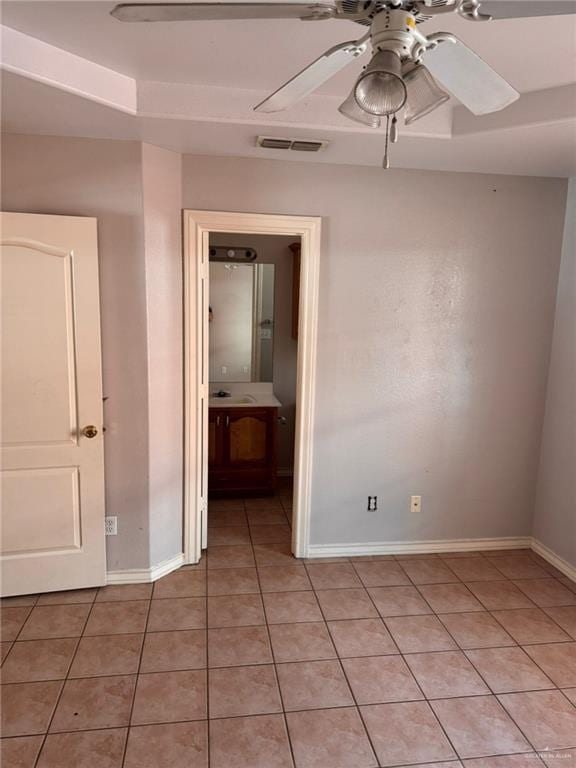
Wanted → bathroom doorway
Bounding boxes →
[183,211,321,564]
[207,235,297,499]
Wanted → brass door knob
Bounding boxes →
[82,425,98,439]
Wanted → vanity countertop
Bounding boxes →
[209,393,282,409]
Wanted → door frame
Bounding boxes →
[183,210,321,563]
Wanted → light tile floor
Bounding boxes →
[1,483,576,767]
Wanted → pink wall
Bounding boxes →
[533,178,576,567]
[141,143,183,566]
[1,135,184,571]
[1,134,151,570]
[183,154,567,548]
[1,133,570,568]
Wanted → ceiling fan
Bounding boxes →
[111,0,576,166]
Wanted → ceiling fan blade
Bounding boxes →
[111,2,336,22]
[474,0,576,19]
[424,37,519,115]
[254,38,368,113]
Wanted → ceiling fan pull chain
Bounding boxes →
[383,113,401,169]
[391,115,399,144]
[382,114,390,169]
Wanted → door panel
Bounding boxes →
[1,212,106,596]
[2,243,78,446]
[2,467,81,554]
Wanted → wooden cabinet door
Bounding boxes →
[208,409,225,467]
[226,409,273,467]
[209,407,277,495]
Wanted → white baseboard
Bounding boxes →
[106,553,185,585]
[305,536,532,559]
[531,538,576,582]
[104,539,574,585]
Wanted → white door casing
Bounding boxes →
[183,211,321,563]
[1,212,106,596]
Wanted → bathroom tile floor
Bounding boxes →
[2,482,576,767]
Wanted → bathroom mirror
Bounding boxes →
[209,262,275,383]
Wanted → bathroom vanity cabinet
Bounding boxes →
[208,406,278,495]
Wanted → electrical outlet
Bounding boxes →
[367,496,377,512]
[411,496,422,513]
[105,516,117,536]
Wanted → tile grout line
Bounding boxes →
[5,566,572,602]
[7,604,35,644]
[119,592,154,768]
[487,606,574,645]
[343,555,573,647]
[244,495,299,768]
[5,659,571,688]
[30,592,98,768]
[205,510,212,768]
[2,591,574,648]
[397,567,575,702]
[3,699,575,735]
[272,484,300,767]
[2,509,575,765]
[346,558,466,768]
[319,558,575,762]
[0,674,572,747]
[309,563,388,768]
[373,577,535,764]
[402,593,573,761]
[3,656,571,694]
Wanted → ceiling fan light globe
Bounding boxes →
[353,50,407,116]
[355,71,407,115]
[403,64,450,125]
[338,91,381,127]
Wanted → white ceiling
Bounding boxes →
[2,0,576,176]
[3,1,576,93]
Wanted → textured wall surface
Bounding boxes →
[141,143,184,567]
[533,178,576,567]
[183,155,567,547]
[2,135,185,571]
[2,135,569,568]
[2,134,151,570]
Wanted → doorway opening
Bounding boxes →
[207,234,297,523]
[183,211,321,563]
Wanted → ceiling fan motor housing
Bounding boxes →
[370,8,421,59]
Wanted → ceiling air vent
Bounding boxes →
[257,137,293,150]
[291,140,326,152]
[256,136,329,152]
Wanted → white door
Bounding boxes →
[1,212,106,596]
